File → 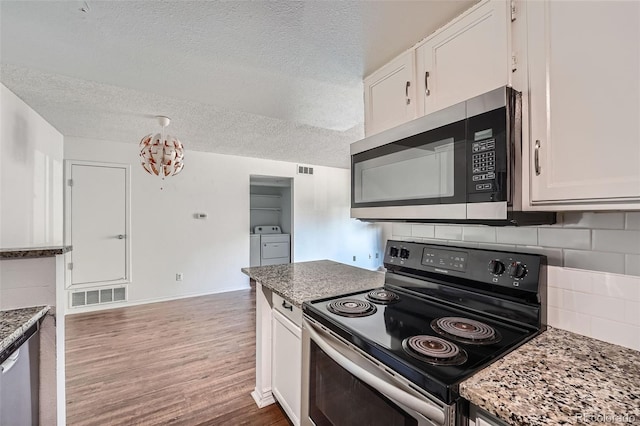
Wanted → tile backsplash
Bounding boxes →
[547,266,640,351]
[389,212,640,276]
[387,211,640,350]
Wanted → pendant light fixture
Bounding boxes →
[139,116,185,177]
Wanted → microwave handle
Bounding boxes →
[304,319,446,424]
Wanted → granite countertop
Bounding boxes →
[0,245,72,259]
[242,260,385,307]
[460,327,640,425]
[0,305,50,353]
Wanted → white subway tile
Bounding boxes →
[538,228,591,250]
[496,228,538,245]
[411,225,435,238]
[421,238,449,246]
[392,223,412,237]
[449,241,478,248]
[547,307,591,337]
[592,230,640,254]
[590,317,640,351]
[462,226,496,243]
[624,301,640,327]
[572,292,626,323]
[516,245,563,266]
[625,212,640,230]
[563,250,625,275]
[434,226,462,240]
[625,254,640,276]
[548,267,594,294]
[592,273,640,302]
[562,212,625,229]
[547,286,563,308]
[477,243,516,252]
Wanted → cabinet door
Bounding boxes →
[417,0,509,116]
[528,1,640,204]
[364,50,416,136]
[272,309,301,425]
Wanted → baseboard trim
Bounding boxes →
[251,388,275,408]
[65,284,250,315]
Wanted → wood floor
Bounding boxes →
[66,289,292,426]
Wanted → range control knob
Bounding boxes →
[389,247,399,258]
[399,248,410,259]
[487,260,505,275]
[509,261,528,279]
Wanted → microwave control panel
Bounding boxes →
[471,139,496,188]
[466,107,507,203]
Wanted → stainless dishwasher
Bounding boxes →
[0,322,40,426]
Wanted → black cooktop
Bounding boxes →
[303,286,539,404]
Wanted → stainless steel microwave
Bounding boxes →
[350,86,555,225]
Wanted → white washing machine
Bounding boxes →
[253,225,290,266]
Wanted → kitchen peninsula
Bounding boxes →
[242,260,384,424]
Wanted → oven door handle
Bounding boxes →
[305,320,446,425]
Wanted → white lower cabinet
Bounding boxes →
[469,405,508,426]
[271,301,302,425]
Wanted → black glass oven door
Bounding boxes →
[351,120,467,208]
[308,340,419,426]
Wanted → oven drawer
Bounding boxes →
[273,293,302,326]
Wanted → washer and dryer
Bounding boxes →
[250,225,290,266]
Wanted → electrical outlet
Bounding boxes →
[375,253,379,259]
[176,273,183,281]
[352,255,356,261]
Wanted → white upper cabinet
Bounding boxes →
[527,0,640,206]
[364,50,416,136]
[416,0,509,116]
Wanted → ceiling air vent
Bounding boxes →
[70,286,127,308]
[297,165,314,175]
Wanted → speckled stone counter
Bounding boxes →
[0,305,50,353]
[461,327,640,425]
[242,260,385,307]
[0,245,72,259]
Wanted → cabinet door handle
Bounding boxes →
[117,234,125,239]
[405,81,411,105]
[534,140,541,176]
[282,300,293,311]
[425,71,431,96]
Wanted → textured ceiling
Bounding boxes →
[0,0,475,168]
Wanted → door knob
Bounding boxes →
[117,234,125,239]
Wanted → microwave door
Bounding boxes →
[351,120,467,211]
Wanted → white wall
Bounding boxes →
[64,137,383,311]
[0,83,64,248]
[0,85,64,312]
[0,257,56,310]
[0,84,66,425]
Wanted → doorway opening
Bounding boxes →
[249,176,293,267]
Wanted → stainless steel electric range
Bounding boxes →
[301,240,546,426]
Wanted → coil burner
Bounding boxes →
[365,289,400,305]
[402,335,468,366]
[327,299,377,317]
[431,317,501,345]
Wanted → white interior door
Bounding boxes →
[68,163,129,286]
